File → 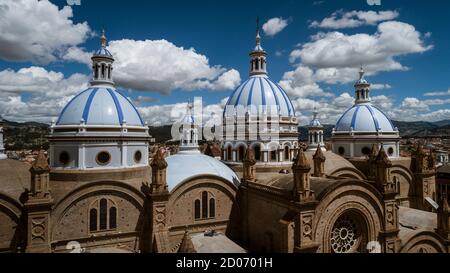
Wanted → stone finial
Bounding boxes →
[293,148,311,171]
[30,150,50,172]
[376,146,392,167]
[427,149,436,170]
[369,144,378,160]
[313,144,326,178]
[150,148,168,170]
[292,148,314,202]
[150,148,168,194]
[204,143,213,157]
[243,147,257,182]
[178,230,196,253]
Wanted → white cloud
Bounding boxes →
[424,89,450,96]
[107,39,241,94]
[279,65,334,98]
[0,66,89,122]
[62,46,92,65]
[0,0,91,64]
[310,10,399,29]
[371,83,392,90]
[262,17,289,37]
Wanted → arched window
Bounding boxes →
[99,198,107,230]
[101,64,105,79]
[89,208,97,232]
[108,65,111,79]
[194,200,201,219]
[202,191,208,218]
[94,64,99,79]
[254,145,261,161]
[209,198,215,218]
[270,150,277,161]
[284,146,290,160]
[255,59,259,70]
[194,191,216,220]
[238,146,245,161]
[227,146,233,161]
[109,207,117,229]
[314,132,318,143]
[89,198,118,233]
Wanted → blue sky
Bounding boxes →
[0,0,449,125]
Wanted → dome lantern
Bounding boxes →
[354,66,371,104]
[249,17,268,77]
[91,30,115,87]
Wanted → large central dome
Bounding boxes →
[57,87,144,127]
[224,75,295,117]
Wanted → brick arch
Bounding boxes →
[330,167,367,180]
[313,182,384,253]
[400,231,447,253]
[51,181,146,245]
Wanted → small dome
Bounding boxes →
[335,104,395,132]
[57,87,144,126]
[166,150,240,191]
[224,75,295,117]
[94,48,113,58]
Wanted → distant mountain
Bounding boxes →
[1,118,449,150]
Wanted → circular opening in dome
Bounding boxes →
[338,147,345,155]
[134,150,142,163]
[59,151,70,166]
[96,151,111,166]
[361,147,371,156]
[388,147,394,156]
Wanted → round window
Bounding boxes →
[134,150,142,163]
[331,214,364,253]
[361,147,371,155]
[338,147,345,155]
[96,151,111,165]
[388,147,394,156]
[59,151,70,165]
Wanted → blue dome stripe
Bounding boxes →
[263,78,280,111]
[372,105,394,130]
[365,105,380,131]
[234,79,251,107]
[82,88,98,123]
[336,107,354,128]
[114,90,145,126]
[107,88,124,125]
[275,82,295,115]
[350,106,361,129]
[259,77,266,107]
[274,82,292,116]
[246,78,257,106]
[57,88,91,124]
[225,83,244,107]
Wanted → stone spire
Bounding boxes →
[354,66,371,104]
[292,148,314,202]
[413,143,428,173]
[178,230,196,253]
[25,150,53,253]
[313,144,326,177]
[0,117,6,160]
[150,148,168,194]
[367,144,379,181]
[249,17,267,77]
[243,147,257,182]
[90,30,115,87]
[375,146,395,193]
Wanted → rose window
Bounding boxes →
[331,214,362,253]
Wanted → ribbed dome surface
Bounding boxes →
[57,87,144,126]
[224,75,295,117]
[335,103,395,132]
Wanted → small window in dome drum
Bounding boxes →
[96,151,111,165]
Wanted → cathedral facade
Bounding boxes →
[0,26,449,254]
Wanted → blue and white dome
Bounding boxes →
[57,87,144,127]
[94,47,113,58]
[335,103,395,132]
[224,76,295,117]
